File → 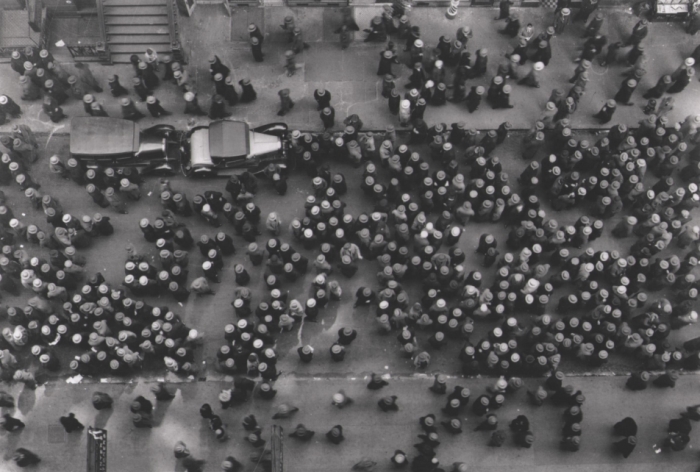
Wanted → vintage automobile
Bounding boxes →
[69,117,289,176]
[181,120,289,177]
[69,117,179,172]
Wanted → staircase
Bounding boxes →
[102,0,181,64]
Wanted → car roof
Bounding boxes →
[208,120,250,158]
[70,117,138,156]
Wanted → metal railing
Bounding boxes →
[94,0,111,63]
[168,0,187,64]
[67,44,101,58]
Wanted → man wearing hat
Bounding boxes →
[499,13,521,38]
[89,101,108,117]
[495,0,513,20]
[626,18,649,46]
[44,80,68,105]
[291,27,310,53]
[313,88,332,112]
[208,94,231,120]
[464,85,484,113]
[284,50,297,77]
[249,23,264,45]
[280,15,296,42]
[277,88,294,116]
[183,91,206,116]
[209,55,230,80]
[520,61,544,88]
[110,74,131,105]
[10,50,26,75]
[119,97,144,121]
[319,106,335,130]
[250,36,264,62]
[238,78,257,103]
[614,78,637,106]
[132,76,151,102]
[554,8,571,34]
[365,16,387,42]
[138,61,159,89]
[592,99,617,123]
[19,76,41,101]
[146,95,170,117]
[66,75,85,101]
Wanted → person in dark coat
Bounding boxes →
[488,430,507,447]
[593,99,616,123]
[614,435,636,458]
[59,412,85,433]
[626,371,649,390]
[495,0,513,20]
[248,23,264,45]
[146,96,171,117]
[289,424,315,441]
[314,88,332,110]
[132,77,151,102]
[108,74,128,97]
[239,78,257,103]
[2,413,25,431]
[10,50,26,75]
[277,89,294,116]
[575,0,598,23]
[250,37,264,62]
[532,40,552,66]
[320,107,335,130]
[367,373,389,390]
[378,395,399,412]
[209,55,230,80]
[667,68,694,94]
[138,61,159,89]
[465,86,484,113]
[643,74,672,99]
[613,79,637,105]
[43,97,66,123]
[13,448,40,467]
[184,92,206,116]
[364,16,387,42]
[88,101,108,117]
[326,425,344,444]
[378,50,396,76]
[500,14,521,38]
[92,391,113,410]
[121,97,145,121]
[44,80,68,105]
[653,370,679,388]
[209,94,232,120]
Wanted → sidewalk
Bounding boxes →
[1,5,699,135]
[0,375,697,471]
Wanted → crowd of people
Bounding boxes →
[1,0,700,470]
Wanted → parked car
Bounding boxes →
[69,117,289,176]
[181,120,289,177]
[69,117,179,172]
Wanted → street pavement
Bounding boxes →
[2,132,698,380]
[0,4,700,471]
[1,6,699,134]
[0,375,698,471]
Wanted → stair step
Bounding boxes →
[106,25,170,35]
[108,44,173,54]
[104,5,168,15]
[103,0,167,5]
[111,53,144,63]
[107,34,172,44]
[105,15,169,25]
